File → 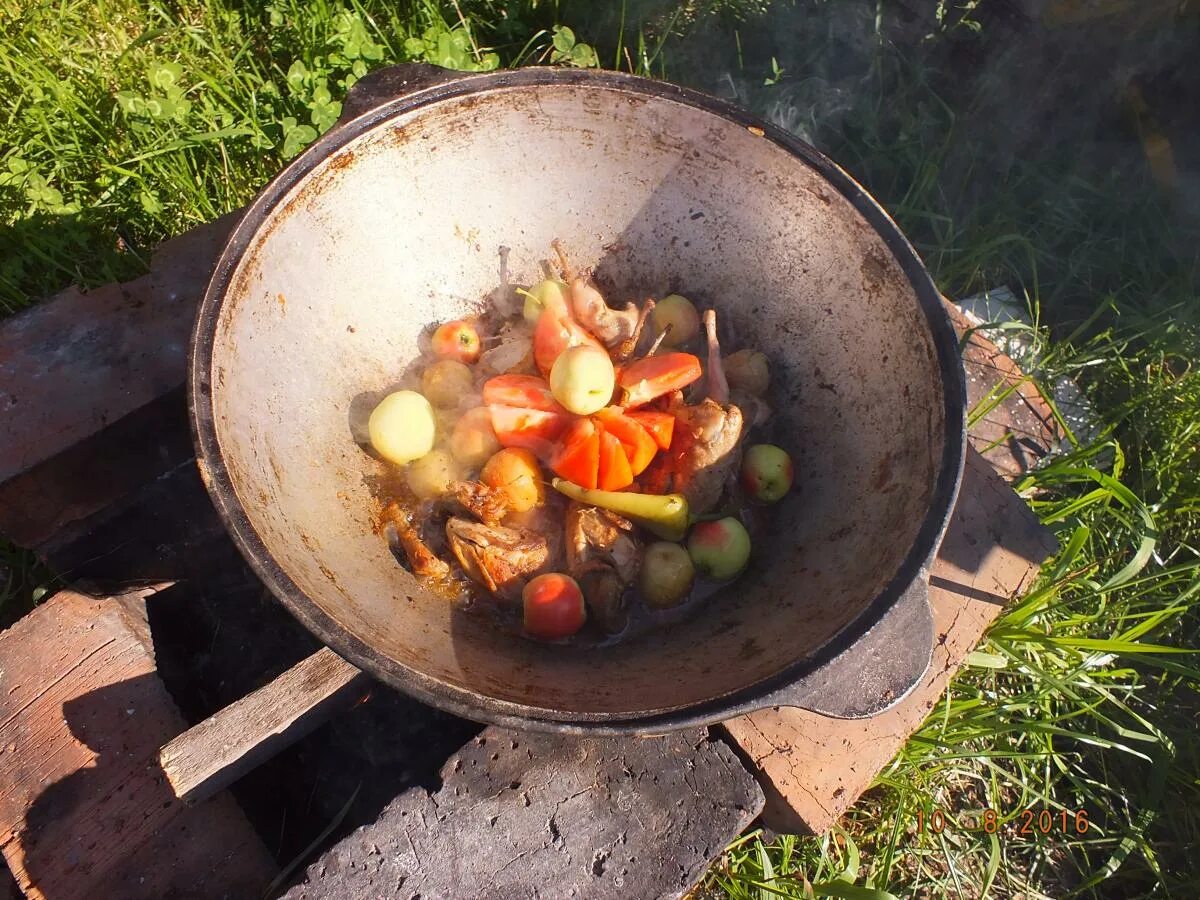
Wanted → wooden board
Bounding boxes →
[721,448,1055,833]
[947,301,1066,478]
[282,728,763,900]
[0,589,276,899]
[160,647,371,804]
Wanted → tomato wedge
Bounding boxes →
[551,417,600,489]
[625,409,675,451]
[597,428,635,491]
[483,374,566,413]
[618,352,703,408]
[489,405,571,459]
[533,308,603,377]
[594,407,658,476]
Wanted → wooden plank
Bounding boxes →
[0,589,276,899]
[160,646,371,804]
[947,301,1067,478]
[720,447,1056,834]
[282,726,763,900]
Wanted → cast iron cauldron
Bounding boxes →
[190,65,966,734]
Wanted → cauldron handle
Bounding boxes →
[338,63,474,124]
[749,568,934,719]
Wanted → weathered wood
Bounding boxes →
[0,214,237,487]
[0,589,276,899]
[160,647,371,804]
[947,301,1067,478]
[721,447,1057,834]
[282,727,763,900]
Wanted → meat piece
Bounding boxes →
[383,502,450,579]
[444,480,508,524]
[552,239,642,350]
[565,502,642,634]
[640,310,745,513]
[445,516,549,601]
[612,299,655,363]
[569,278,641,348]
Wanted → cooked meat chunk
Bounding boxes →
[552,239,643,351]
[445,516,549,601]
[640,309,745,512]
[565,502,642,633]
[383,502,450,579]
[444,480,508,525]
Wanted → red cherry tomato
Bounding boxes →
[523,573,586,640]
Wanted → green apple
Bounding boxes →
[741,444,794,503]
[687,517,751,580]
[549,344,616,415]
[368,390,436,465]
[651,294,700,347]
[521,279,569,325]
[639,541,696,609]
[724,349,771,396]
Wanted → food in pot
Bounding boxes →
[523,573,587,640]
[651,293,700,348]
[369,390,436,464]
[723,349,770,396]
[639,542,695,609]
[741,444,794,503]
[687,517,752,581]
[360,241,794,643]
[431,319,482,363]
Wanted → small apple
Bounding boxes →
[523,573,587,640]
[368,390,436,465]
[481,447,545,513]
[724,349,770,396]
[431,319,481,364]
[521,279,569,325]
[651,294,700,347]
[549,344,616,415]
[421,359,475,408]
[639,542,695,609]
[405,448,460,501]
[687,517,751,580]
[449,407,501,469]
[740,444,794,503]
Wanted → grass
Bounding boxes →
[2,1,1199,897]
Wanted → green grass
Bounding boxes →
[3,1,1199,897]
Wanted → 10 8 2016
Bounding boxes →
[916,808,1090,835]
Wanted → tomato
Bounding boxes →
[594,407,658,476]
[551,417,600,489]
[625,409,675,451]
[618,352,703,408]
[483,374,566,413]
[597,428,634,491]
[488,405,571,458]
[522,573,586,640]
[533,307,603,377]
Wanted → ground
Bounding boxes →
[1,1,1198,897]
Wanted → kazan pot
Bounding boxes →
[189,64,966,735]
